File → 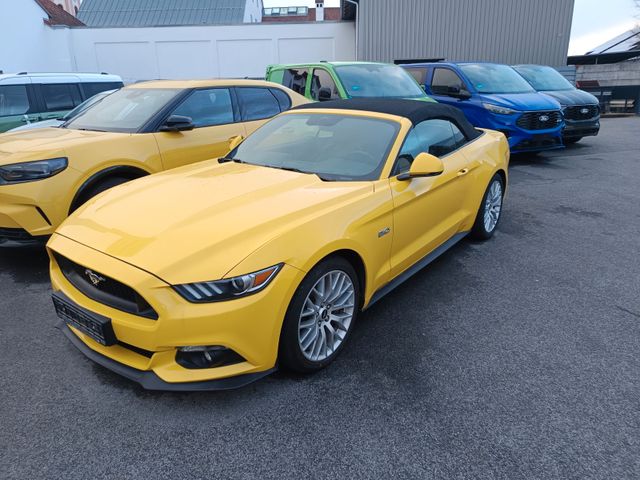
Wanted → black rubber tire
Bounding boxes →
[470,173,504,241]
[564,137,582,144]
[72,176,130,212]
[278,256,361,374]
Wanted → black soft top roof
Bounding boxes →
[293,98,481,140]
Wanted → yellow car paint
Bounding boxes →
[0,79,308,239]
[48,107,509,388]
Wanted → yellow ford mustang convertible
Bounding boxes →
[48,99,509,390]
[0,79,307,244]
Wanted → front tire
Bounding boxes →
[279,257,360,373]
[564,137,582,145]
[470,174,504,240]
[72,176,130,212]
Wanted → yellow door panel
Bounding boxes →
[389,149,474,277]
[153,123,247,170]
[154,87,247,170]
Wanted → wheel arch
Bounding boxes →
[320,249,366,306]
[69,165,151,214]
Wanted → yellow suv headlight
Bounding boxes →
[173,264,283,303]
[0,157,68,184]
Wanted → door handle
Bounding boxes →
[457,168,469,176]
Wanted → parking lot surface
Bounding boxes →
[1,117,639,479]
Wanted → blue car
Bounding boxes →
[402,62,564,153]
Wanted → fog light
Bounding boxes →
[176,345,244,369]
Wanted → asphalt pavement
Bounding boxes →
[1,117,639,479]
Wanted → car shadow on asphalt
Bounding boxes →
[0,244,50,284]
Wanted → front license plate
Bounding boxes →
[52,292,117,346]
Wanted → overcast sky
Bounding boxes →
[262,0,639,55]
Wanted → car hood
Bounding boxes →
[540,89,599,106]
[479,92,561,111]
[0,128,124,165]
[55,160,373,285]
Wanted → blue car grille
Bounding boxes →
[516,111,562,130]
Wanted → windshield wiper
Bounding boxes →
[261,164,330,181]
[76,127,107,132]
[218,157,245,164]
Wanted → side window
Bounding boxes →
[82,82,123,98]
[281,68,308,95]
[405,68,426,85]
[269,88,292,112]
[310,69,339,101]
[395,119,467,174]
[171,88,234,127]
[41,83,82,111]
[236,88,280,121]
[450,122,467,149]
[431,68,468,96]
[0,85,30,117]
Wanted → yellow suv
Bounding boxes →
[0,79,308,244]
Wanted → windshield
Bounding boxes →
[459,64,535,94]
[334,64,427,99]
[227,113,400,181]
[513,65,575,91]
[65,88,180,132]
[62,89,116,121]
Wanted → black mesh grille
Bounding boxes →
[54,252,158,320]
[0,228,35,241]
[513,134,563,151]
[564,105,599,120]
[516,111,562,130]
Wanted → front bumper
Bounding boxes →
[481,113,564,153]
[563,118,600,139]
[48,233,302,389]
[57,320,276,391]
[0,169,81,238]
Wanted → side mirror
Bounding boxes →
[159,115,195,132]
[397,153,444,181]
[318,87,332,101]
[227,135,244,152]
[447,86,471,100]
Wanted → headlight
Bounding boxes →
[483,103,517,115]
[173,264,283,303]
[0,157,68,184]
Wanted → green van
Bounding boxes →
[266,61,435,102]
[0,72,123,133]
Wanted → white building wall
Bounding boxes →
[69,22,355,83]
[0,0,74,73]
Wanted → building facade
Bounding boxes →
[342,0,575,66]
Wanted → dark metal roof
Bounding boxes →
[293,98,481,139]
[77,0,248,27]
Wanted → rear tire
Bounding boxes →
[72,176,130,212]
[279,257,360,373]
[470,174,504,241]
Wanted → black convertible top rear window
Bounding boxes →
[294,98,481,140]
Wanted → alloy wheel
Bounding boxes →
[483,180,503,233]
[297,270,355,362]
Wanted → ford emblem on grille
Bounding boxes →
[580,108,589,114]
[539,115,549,122]
[85,268,105,286]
